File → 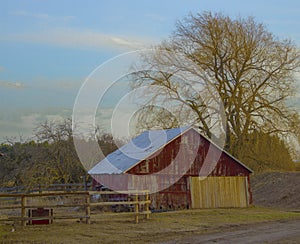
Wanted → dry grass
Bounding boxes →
[0,207,299,243]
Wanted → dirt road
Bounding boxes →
[161,219,300,244]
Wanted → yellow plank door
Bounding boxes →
[190,176,249,209]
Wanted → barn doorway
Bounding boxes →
[190,176,249,208]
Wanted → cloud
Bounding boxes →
[0,109,72,142]
[0,66,4,72]
[31,76,83,91]
[11,10,47,19]
[10,10,75,22]
[5,10,157,51]
[21,113,41,129]
[45,114,65,123]
[0,80,26,89]
[1,28,156,51]
[0,105,136,142]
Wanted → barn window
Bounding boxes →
[139,160,149,173]
[182,135,189,145]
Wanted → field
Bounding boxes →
[1,172,300,243]
[0,207,299,243]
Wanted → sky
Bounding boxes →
[0,0,300,142]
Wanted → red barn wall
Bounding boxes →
[127,129,252,210]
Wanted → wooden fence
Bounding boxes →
[0,182,93,194]
[0,190,150,225]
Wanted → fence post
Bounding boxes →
[85,192,91,224]
[134,194,139,224]
[21,195,26,227]
[145,191,150,220]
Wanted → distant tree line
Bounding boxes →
[0,119,122,188]
[0,117,296,189]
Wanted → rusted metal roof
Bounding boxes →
[89,126,253,175]
[88,126,191,174]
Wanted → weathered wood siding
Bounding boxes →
[127,129,251,177]
[190,176,249,208]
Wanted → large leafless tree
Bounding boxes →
[133,12,300,157]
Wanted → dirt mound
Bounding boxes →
[251,172,300,210]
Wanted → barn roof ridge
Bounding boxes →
[88,125,253,175]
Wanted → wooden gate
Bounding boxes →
[190,176,249,208]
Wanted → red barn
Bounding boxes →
[89,126,253,210]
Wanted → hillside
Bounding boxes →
[251,172,300,210]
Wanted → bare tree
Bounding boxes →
[132,105,180,135]
[35,119,85,184]
[133,12,300,157]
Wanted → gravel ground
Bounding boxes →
[251,172,300,210]
[160,219,300,244]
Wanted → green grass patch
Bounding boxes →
[0,207,299,243]
[0,224,10,238]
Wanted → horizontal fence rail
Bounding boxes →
[0,183,93,194]
[0,190,150,225]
